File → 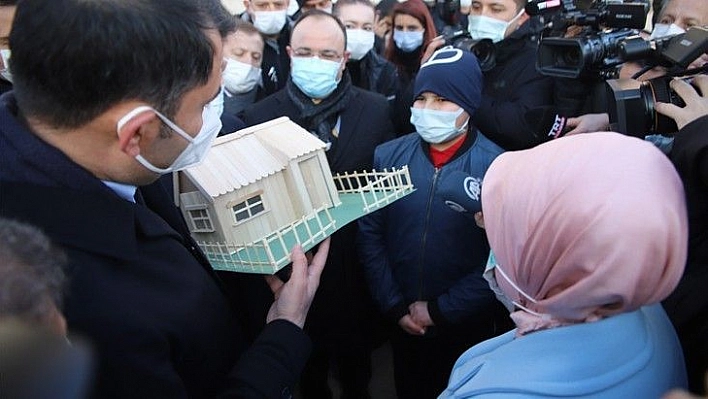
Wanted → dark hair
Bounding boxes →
[9,0,218,128]
[198,0,237,37]
[293,9,348,50]
[234,19,264,41]
[0,0,17,6]
[384,0,437,70]
[0,218,67,327]
[332,0,375,18]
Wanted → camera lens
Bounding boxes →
[640,77,685,135]
[556,47,582,69]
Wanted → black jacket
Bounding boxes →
[0,93,310,398]
[241,85,395,347]
[663,115,708,394]
[240,13,292,98]
[473,23,554,150]
[347,50,400,102]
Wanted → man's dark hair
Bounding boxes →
[0,1,17,6]
[332,0,376,18]
[293,9,348,49]
[0,218,67,327]
[199,0,237,37]
[9,0,220,128]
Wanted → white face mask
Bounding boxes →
[346,29,375,61]
[0,49,12,83]
[223,58,262,94]
[117,94,223,174]
[410,106,469,144]
[460,0,472,7]
[253,10,287,35]
[467,10,523,43]
[650,23,686,40]
[393,30,424,52]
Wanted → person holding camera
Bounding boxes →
[656,75,708,396]
[461,0,555,150]
[565,0,708,138]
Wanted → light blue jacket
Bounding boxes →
[440,304,687,398]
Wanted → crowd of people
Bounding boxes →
[0,0,706,397]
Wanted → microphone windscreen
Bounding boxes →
[525,107,568,139]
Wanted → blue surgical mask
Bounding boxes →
[117,92,223,174]
[291,56,342,99]
[393,30,424,52]
[410,106,469,144]
[482,251,515,312]
[467,10,523,43]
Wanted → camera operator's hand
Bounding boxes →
[565,113,610,135]
[655,75,708,130]
[421,35,445,64]
[265,238,330,329]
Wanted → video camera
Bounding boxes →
[529,0,650,79]
[605,27,708,136]
[441,27,496,71]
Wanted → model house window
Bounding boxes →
[188,208,215,232]
[232,195,265,223]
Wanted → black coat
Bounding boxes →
[346,51,400,102]
[0,94,310,398]
[240,86,395,347]
[473,23,554,150]
[664,114,708,394]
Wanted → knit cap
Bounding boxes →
[413,48,483,116]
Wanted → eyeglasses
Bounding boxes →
[292,48,343,62]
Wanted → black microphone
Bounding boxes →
[524,107,569,140]
[438,170,482,220]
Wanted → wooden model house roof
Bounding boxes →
[182,117,327,199]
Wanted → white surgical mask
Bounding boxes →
[347,29,375,61]
[460,0,472,7]
[0,49,12,83]
[253,10,287,35]
[117,94,223,174]
[492,262,551,319]
[223,58,262,94]
[650,23,685,40]
[410,106,469,144]
[322,5,333,14]
[482,251,515,312]
[291,56,342,99]
[467,10,523,43]
[393,30,424,52]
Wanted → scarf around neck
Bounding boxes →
[286,72,353,146]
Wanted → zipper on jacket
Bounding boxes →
[418,167,440,299]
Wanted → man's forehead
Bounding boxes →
[291,17,344,46]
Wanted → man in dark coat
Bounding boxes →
[0,0,329,397]
[333,0,400,104]
[466,0,555,150]
[242,10,395,399]
[657,75,708,395]
[240,0,294,98]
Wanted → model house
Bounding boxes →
[176,117,414,274]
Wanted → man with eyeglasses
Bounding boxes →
[242,10,395,398]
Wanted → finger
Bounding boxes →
[307,237,330,280]
[288,244,308,286]
[670,78,700,104]
[692,74,708,96]
[565,117,579,128]
[474,212,484,229]
[654,100,683,119]
[264,274,283,295]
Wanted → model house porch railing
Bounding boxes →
[198,167,414,274]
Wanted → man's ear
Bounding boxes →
[286,45,293,59]
[116,108,158,157]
